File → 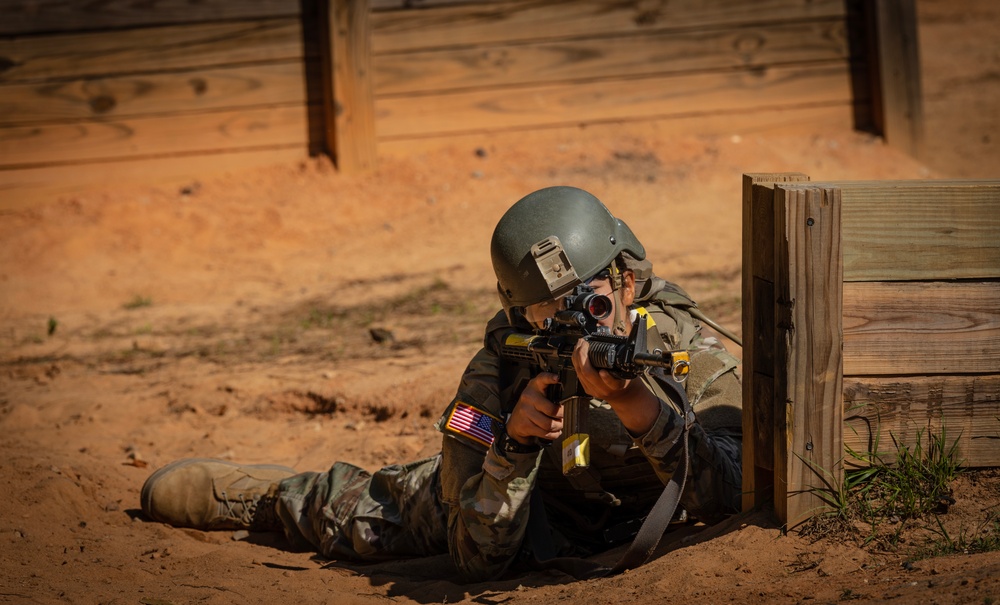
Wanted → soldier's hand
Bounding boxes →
[506,372,563,444]
[573,338,660,435]
[572,338,631,400]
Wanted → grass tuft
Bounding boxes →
[123,295,153,310]
[800,425,988,556]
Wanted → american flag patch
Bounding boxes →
[444,402,497,447]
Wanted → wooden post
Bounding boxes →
[773,185,844,527]
[867,0,924,158]
[741,173,809,512]
[323,0,377,172]
[745,176,1000,527]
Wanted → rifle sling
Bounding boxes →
[526,372,692,579]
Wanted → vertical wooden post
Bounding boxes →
[868,0,924,158]
[773,185,844,527]
[323,0,377,172]
[741,173,809,513]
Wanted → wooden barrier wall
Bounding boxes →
[0,0,321,206]
[0,0,921,206]
[369,0,857,139]
[743,173,1000,527]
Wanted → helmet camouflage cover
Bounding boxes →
[490,186,645,313]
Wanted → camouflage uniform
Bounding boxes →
[273,278,742,582]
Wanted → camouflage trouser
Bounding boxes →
[274,455,449,561]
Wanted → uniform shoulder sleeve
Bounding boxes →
[434,346,503,453]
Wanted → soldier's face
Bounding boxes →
[524,271,635,331]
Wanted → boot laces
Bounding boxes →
[218,490,261,527]
[218,490,279,530]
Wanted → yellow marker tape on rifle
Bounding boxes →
[562,433,590,475]
[634,306,656,327]
[504,333,537,347]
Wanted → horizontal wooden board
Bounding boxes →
[0,104,316,167]
[0,19,307,84]
[377,102,854,156]
[373,19,848,95]
[842,281,1000,376]
[1,62,309,124]
[374,62,853,139]
[828,181,1000,281]
[0,145,308,210]
[372,0,489,9]
[843,375,1000,468]
[371,0,846,54]
[0,0,301,36]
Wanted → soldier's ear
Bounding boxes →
[621,271,636,306]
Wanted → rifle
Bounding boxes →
[497,283,690,476]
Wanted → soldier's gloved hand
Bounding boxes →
[506,372,563,445]
[573,338,659,435]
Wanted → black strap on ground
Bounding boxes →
[526,370,693,579]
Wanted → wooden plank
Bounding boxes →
[831,181,1000,281]
[0,19,307,84]
[869,0,924,157]
[377,103,854,157]
[0,104,314,167]
[373,19,849,95]
[843,375,1000,468]
[773,184,844,528]
[0,0,301,36]
[843,281,1000,376]
[740,172,809,512]
[378,106,852,158]
[370,0,846,54]
[0,146,308,210]
[375,62,853,139]
[372,0,490,9]
[0,62,310,124]
[323,0,376,172]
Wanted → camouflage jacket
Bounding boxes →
[434,278,743,582]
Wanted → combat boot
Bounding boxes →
[141,458,296,531]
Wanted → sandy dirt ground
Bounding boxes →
[2,1,999,603]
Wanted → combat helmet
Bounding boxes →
[490,186,645,321]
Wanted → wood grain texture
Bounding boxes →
[844,375,1000,467]
[0,145,307,210]
[831,181,1000,281]
[0,0,300,36]
[842,281,1000,376]
[774,184,844,528]
[376,104,853,156]
[324,0,376,172]
[372,19,848,95]
[0,104,313,167]
[374,63,853,139]
[871,0,924,157]
[740,173,809,512]
[0,19,306,84]
[370,0,846,53]
[1,62,309,124]
[372,0,489,9]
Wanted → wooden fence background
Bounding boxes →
[742,173,1000,527]
[0,0,921,207]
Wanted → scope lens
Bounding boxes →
[587,294,612,319]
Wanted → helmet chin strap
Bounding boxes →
[606,262,629,336]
